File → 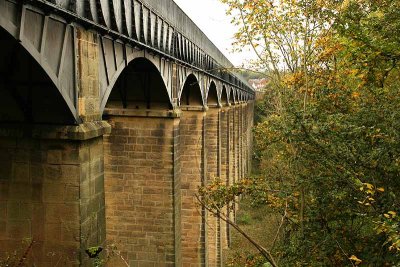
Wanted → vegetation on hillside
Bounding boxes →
[199,0,400,266]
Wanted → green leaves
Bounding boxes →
[216,0,400,265]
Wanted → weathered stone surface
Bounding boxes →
[0,3,256,266]
[180,110,206,267]
[205,108,220,267]
[0,130,106,267]
[77,28,101,122]
[105,112,181,266]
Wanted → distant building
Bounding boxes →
[249,78,268,91]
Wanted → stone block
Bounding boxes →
[0,137,17,148]
[0,183,9,201]
[62,149,80,165]
[30,164,44,184]
[0,159,12,181]
[80,162,90,182]
[61,165,80,183]
[7,219,31,239]
[47,150,63,165]
[14,162,30,182]
[0,220,6,239]
[80,180,90,201]
[64,185,80,202]
[95,175,104,194]
[79,145,90,163]
[8,183,32,201]
[43,183,66,203]
[44,165,62,181]
[45,223,61,241]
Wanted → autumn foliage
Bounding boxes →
[199,0,400,266]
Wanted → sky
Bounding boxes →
[172,0,256,66]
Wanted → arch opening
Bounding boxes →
[207,81,219,107]
[180,74,203,107]
[104,57,172,111]
[229,89,235,105]
[0,27,76,124]
[221,86,229,106]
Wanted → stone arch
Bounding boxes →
[220,85,229,106]
[207,80,219,107]
[180,73,204,107]
[103,57,172,110]
[0,25,77,124]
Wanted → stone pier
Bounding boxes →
[104,110,181,267]
[180,109,206,267]
[205,107,220,267]
[0,123,109,267]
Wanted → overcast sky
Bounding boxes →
[172,0,256,66]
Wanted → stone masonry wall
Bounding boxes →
[0,134,105,267]
[180,110,206,267]
[243,103,249,176]
[205,108,220,267]
[219,107,229,255]
[240,104,245,179]
[236,104,243,183]
[104,114,180,267]
[229,107,237,224]
[76,28,101,122]
[248,101,255,173]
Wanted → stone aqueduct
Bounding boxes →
[0,0,255,266]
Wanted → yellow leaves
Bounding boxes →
[341,0,350,10]
[389,241,400,252]
[365,183,373,190]
[283,72,304,87]
[344,68,359,77]
[359,182,375,193]
[357,200,371,206]
[368,11,384,19]
[349,255,362,265]
[316,0,325,8]
[358,182,385,207]
[351,92,360,99]
[388,211,397,216]
[384,211,397,219]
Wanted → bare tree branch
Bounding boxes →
[196,194,279,267]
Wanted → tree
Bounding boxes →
[199,0,400,266]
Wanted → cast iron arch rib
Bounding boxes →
[0,4,79,124]
[207,81,219,108]
[103,56,172,111]
[228,88,235,105]
[99,37,173,112]
[180,73,204,107]
[220,85,229,106]
[0,25,77,124]
[29,0,255,97]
